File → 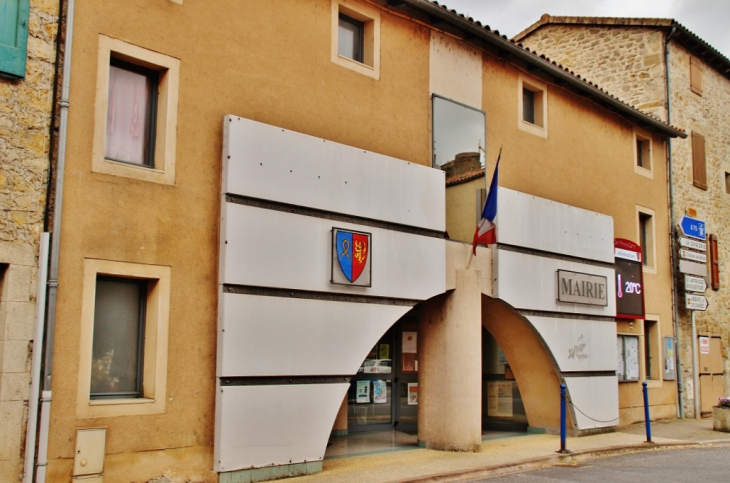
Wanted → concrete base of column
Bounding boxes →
[331,393,348,436]
[417,268,482,452]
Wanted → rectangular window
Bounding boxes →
[643,320,659,380]
[690,56,703,96]
[518,76,547,138]
[105,59,158,167]
[639,212,654,268]
[725,172,730,194]
[92,35,180,185]
[617,335,639,382]
[91,277,147,399]
[338,14,364,63]
[692,132,707,190]
[78,259,171,418]
[0,0,29,78]
[636,138,651,170]
[331,1,380,79]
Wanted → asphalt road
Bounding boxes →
[470,446,730,482]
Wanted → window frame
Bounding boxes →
[331,0,380,79]
[642,319,661,381]
[90,276,148,400]
[517,75,548,138]
[634,130,653,178]
[92,35,180,185]
[338,13,364,64]
[105,58,160,168]
[77,259,171,418]
[0,0,30,79]
[636,206,657,274]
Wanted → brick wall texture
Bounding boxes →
[519,23,730,419]
[0,0,58,481]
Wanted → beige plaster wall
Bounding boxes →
[50,0,432,481]
[0,0,59,480]
[519,24,730,418]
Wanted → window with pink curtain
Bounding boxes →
[105,63,154,166]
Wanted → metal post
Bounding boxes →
[691,311,701,419]
[642,382,653,443]
[558,384,569,454]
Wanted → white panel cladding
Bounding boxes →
[495,249,616,317]
[527,316,617,372]
[215,383,348,471]
[429,31,483,108]
[564,376,619,430]
[498,188,614,263]
[218,293,412,377]
[220,202,446,301]
[222,116,445,232]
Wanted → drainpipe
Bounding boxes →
[34,0,76,481]
[691,311,701,418]
[23,234,49,483]
[663,26,684,419]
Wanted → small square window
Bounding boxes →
[338,14,364,63]
[518,76,547,138]
[634,131,653,178]
[91,276,147,398]
[331,1,380,79]
[105,59,158,167]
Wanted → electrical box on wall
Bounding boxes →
[73,427,106,479]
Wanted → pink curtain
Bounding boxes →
[105,65,150,165]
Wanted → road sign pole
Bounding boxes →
[691,311,700,419]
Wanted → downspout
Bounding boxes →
[664,26,684,419]
[35,0,76,480]
[23,234,49,483]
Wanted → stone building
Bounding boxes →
[0,0,60,481]
[24,1,687,482]
[516,15,730,418]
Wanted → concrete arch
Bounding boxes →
[481,295,572,431]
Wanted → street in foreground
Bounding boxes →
[471,446,729,482]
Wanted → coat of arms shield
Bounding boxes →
[331,228,371,286]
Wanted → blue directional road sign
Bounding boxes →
[679,216,706,240]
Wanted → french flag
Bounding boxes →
[472,149,501,255]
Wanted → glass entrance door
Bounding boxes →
[348,314,420,432]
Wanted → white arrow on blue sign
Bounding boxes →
[679,216,706,240]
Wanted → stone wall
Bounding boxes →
[0,0,58,480]
[517,25,668,120]
[519,23,730,419]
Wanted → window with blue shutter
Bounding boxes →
[0,0,30,79]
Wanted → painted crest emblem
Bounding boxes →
[332,228,371,286]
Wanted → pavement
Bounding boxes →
[285,419,730,483]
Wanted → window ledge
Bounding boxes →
[642,265,657,275]
[634,165,654,179]
[518,120,547,139]
[89,397,156,407]
[643,380,662,389]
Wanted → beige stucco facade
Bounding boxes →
[35,2,687,482]
[516,16,730,418]
[0,0,59,481]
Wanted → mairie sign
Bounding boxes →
[679,216,706,240]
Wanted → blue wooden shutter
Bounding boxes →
[0,0,30,79]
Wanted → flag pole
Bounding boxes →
[466,249,474,269]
